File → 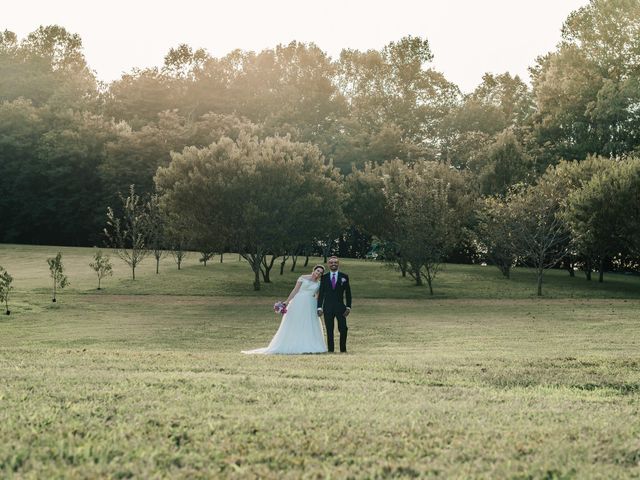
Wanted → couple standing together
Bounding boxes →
[243,256,352,354]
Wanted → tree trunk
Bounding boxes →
[397,258,407,277]
[260,255,277,283]
[537,268,543,296]
[280,256,288,275]
[290,254,298,272]
[156,256,160,274]
[423,266,435,294]
[322,241,332,264]
[260,263,266,283]
[304,255,310,267]
[220,253,224,263]
[562,257,573,277]
[499,264,511,279]
[253,267,261,291]
[411,266,423,286]
[598,258,604,283]
[584,259,592,281]
[242,252,263,291]
[132,265,136,280]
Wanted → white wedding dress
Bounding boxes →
[243,277,327,355]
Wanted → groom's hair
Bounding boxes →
[313,264,325,272]
[328,256,339,260]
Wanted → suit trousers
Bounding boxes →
[323,309,348,352]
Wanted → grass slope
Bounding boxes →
[0,244,639,478]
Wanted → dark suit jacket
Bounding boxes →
[317,271,352,313]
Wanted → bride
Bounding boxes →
[243,265,327,355]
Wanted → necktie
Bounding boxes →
[331,273,337,289]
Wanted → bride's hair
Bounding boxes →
[313,264,325,272]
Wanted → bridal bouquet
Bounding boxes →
[273,301,287,315]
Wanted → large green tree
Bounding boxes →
[529,0,640,167]
[439,72,534,197]
[0,26,97,108]
[477,129,534,196]
[335,36,459,169]
[562,158,640,281]
[0,98,46,243]
[0,26,108,245]
[103,68,181,128]
[156,134,344,290]
[542,156,616,278]
[345,159,472,291]
[0,100,117,244]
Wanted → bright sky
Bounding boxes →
[4,0,589,93]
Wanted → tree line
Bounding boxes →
[2,0,640,293]
[98,134,640,296]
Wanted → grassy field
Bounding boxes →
[0,244,639,478]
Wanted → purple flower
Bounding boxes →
[273,301,287,315]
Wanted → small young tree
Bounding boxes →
[89,250,113,290]
[47,253,69,302]
[104,185,149,280]
[166,213,191,270]
[199,250,215,266]
[191,234,219,268]
[146,194,167,274]
[510,181,570,296]
[171,243,189,270]
[0,266,13,315]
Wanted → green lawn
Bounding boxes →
[0,244,639,478]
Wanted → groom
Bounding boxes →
[317,256,352,353]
